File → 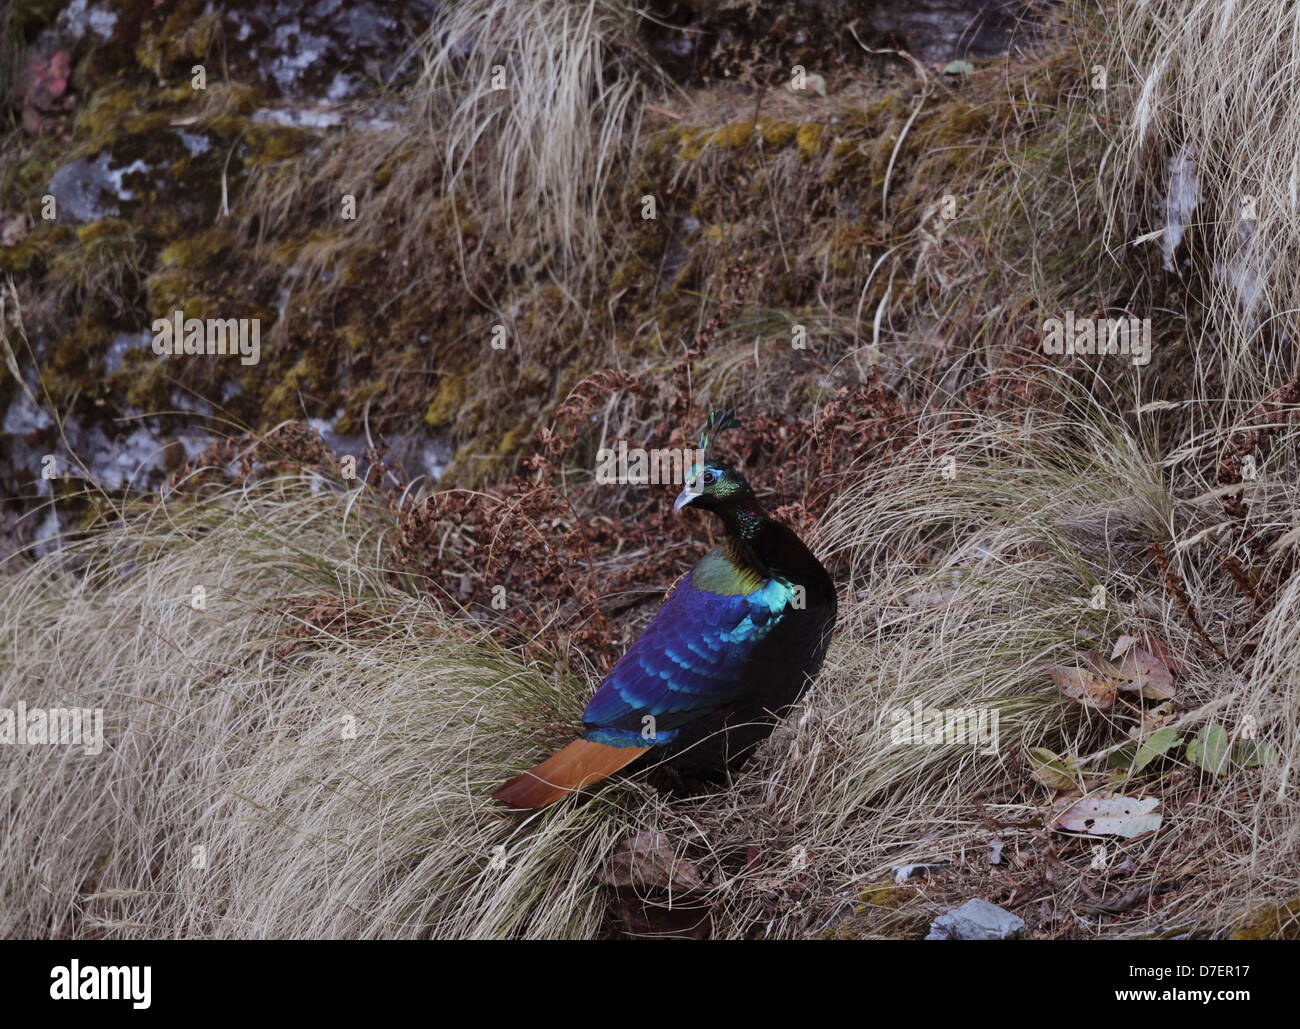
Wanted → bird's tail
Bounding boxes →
[492,738,649,809]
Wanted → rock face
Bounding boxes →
[53,0,438,102]
[1,1,448,553]
[46,151,147,223]
[642,0,1047,80]
[866,0,1033,63]
[213,0,439,103]
[925,898,1026,939]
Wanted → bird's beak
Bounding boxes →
[673,484,700,515]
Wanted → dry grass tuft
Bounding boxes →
[1107,0,1300,398]
[418,0,657,276]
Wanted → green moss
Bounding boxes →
[339,243,380,287]
[496,424,530,457]
[844,92,910,131]
[425,375,468,428]
[122,111,175,137]
[677,126,712,161]
[759,120,798,148]
[135,2,218,77]
[242,124,313,169]
[610,256,650,293]
[644,129,678,163]
[339,322,368,354]
[122,359,170,411]
[44,316,116,406]
[158,227,235,269]
[373,144,420,189]
[146,271,213,321]
[1230,896,1300,939]
[5,147,56,200]
[38,219,142,309]
[75,217,133,247]
[75,86,146,150]
[675,119,802,162]
[263,356,319,423]
[633,225,663,261]
[146,227,235,323]
[0,229,49,273]
[796,122,824,159]
[439,441,480,488]
[204,114,250,138]
[859,882,906,908]
[921,101,993,147]
[709,122,756,149]
[184,13,222,61]
[829,136,874,177]
[206,82,260,118]
[337,378,388,434]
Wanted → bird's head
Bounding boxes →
[674,459,752,514]
[673,410,751,515]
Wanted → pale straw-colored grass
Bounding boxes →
[418,0,655,275]
[1107,0,1300,400]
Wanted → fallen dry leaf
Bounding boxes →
[1050,660,1117,709]
[601,830,702,891]
[1121,649,1177,699]
[1051,793,1162,838]
[1111,634,1184,700]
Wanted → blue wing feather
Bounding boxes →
[581,570,793,747]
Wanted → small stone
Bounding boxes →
[925,898,1025,940]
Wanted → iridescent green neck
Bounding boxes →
[719,496,765,543]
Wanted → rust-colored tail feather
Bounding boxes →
[493,738,649,809]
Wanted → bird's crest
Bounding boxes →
[697,410,740,462]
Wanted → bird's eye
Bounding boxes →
[702,470,716,485]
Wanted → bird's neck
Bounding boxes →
[717,496,768,570]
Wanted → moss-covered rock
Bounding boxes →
[1230,896,1300,939]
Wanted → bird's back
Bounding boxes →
[580,523,836,772]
